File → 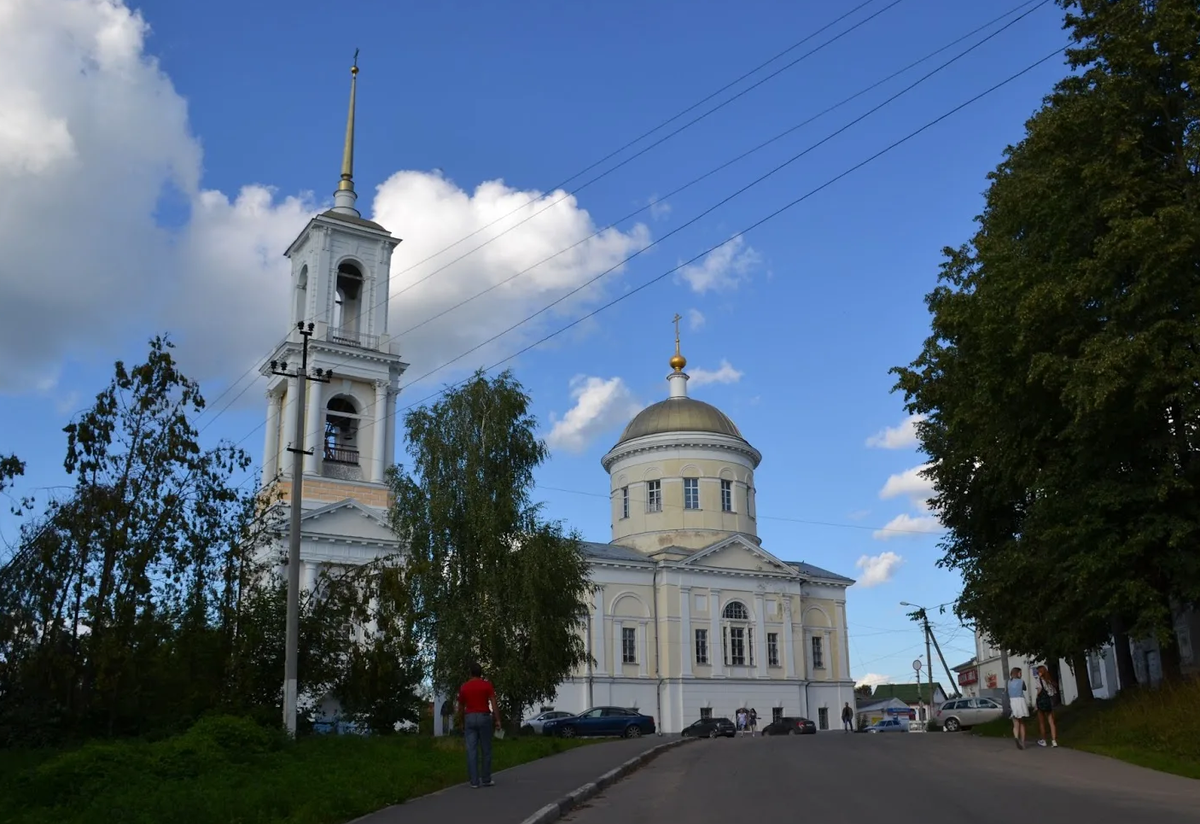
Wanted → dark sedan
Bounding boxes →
[681,717,736,738]
[761,716,817,736]
[542,706,657,739]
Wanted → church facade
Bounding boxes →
[547,335,857,734]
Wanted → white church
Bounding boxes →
[256,62,857,734]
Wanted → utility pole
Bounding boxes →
[271,321,332,736]
[901,601,940,725]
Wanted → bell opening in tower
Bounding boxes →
[323,395,363,480]
[332,262,364,344]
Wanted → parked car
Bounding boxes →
[761,716,816,736]
[521,710,573,735]
[541,706,657,739]
[865,718,908,733]
[681,717,736,738]
[935,697,1003,732]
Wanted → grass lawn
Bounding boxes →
[0,716,595,824]
[971,675,1200,780]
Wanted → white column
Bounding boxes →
[304,375,323,475]
[384,387,396,474]
[262,390,282,483]
[593,586,607,674]
[680,586,693,677]
[638,620,649,678]
[754,592,767,678]
[371,380,388,482]
[783,598,797,678]
[824,630,834,678]
[836,600,852,680]
[709,589,724,677]
[302,561,318,593]
[280,377,298,477]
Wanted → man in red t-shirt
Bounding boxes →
[457,662,501,788]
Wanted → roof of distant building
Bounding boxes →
[871,683,947,705]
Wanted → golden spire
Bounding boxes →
[670,312,687,372]
[337,49,359,194]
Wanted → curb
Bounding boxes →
[517,737,695,824]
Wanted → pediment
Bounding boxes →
[676,535,798,576]
[298,499,398,545]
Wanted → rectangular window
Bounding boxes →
[729,627,746,666]
[621,486,629,519]
[745,486,752,517]
[720,479,733,512]
[622,627,637,664]
[700,707,713,720]
[817,707,829,730]
[695,629,709,665]
[767,632,779,667]
[772,707,783,723]
[812,636,825,670]
[684,478,700,510]
[646,480,662,513]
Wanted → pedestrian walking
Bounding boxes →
[1007,666,1030,750]
[841,702,854,732]
[1035,665,1059,748]
[750,708,758,735]
[457,662,502,788]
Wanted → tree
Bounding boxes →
[389,370,591,726]
[892,0,1200,681]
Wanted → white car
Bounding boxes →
[522,710,573,734]
[865,718,908,733]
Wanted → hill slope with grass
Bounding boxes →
[0,716,590,824]
[972,677,1200,779]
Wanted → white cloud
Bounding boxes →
[677,235,761,294]
[855,673,892,689]
[866,413,926,449]
[879,464,935,504]
[854,551,903,587]
[648,196,671,220]
[872,513,942,540]
[686,308,705,331]
[687,359,743,388]
[546,375,642,454]
[0,0,650,397]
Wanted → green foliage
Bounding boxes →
[390,369,592,726]
[1,717,591,824]
[0,336,422,744]
[891,1,1200,672]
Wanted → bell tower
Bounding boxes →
[259,55,408,514]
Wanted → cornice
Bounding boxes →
[601,432,762,472]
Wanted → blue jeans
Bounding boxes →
[465,712,494,786]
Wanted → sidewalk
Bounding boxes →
[351,737,670,824]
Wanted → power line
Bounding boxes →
[192,2,1045,444]
[185,1,905,433]
[385,0,898,288]
[390,0,1045,342]
[228,40,1067,502]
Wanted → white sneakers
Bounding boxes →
[1036,739,1059,748]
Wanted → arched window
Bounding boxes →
[324,396,361,466]
[721,600,753,667]
[294,265,308,324]
[333,261,363,338]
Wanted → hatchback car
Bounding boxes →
[521,710,573,735]
[865,718,908,733]
[935,697,1003,732]
[761,716,817,736]
[681,717,736,738]
[541,706,657,739]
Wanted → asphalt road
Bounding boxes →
[561,732,1200,823]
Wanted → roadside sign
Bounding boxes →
[912,659,922,672]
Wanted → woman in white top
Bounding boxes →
[1007,667,1030,750]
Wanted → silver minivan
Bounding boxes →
[935,697,1003,731]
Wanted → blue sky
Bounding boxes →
[0,0,1072,687]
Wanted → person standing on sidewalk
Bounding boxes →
[1034,665,1059,748]
[458,662,502,788]
[1007,667,1030,750]
[841,702,854,732]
